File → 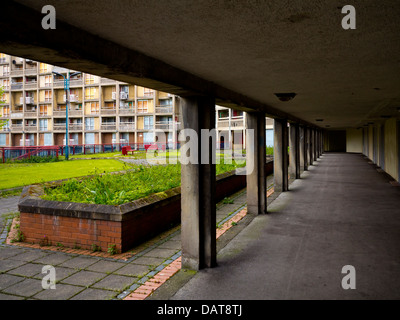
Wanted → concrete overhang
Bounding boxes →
[1,0,400,129]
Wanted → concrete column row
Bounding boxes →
[179,99,324,270]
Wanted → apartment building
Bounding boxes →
[0,53,273,150]
[216,105,274,150]
[0,53,178,148]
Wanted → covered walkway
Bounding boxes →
[169,153,400,300]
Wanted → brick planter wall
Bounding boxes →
[18,161,273,253]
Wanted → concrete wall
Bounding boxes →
[384,118,398,181]
[325,130,346,152]
[368,126,374,160]
[346,128,363,153]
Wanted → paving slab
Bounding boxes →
[32,283,84,300]
[0,274,25,290]
[2,278,44,298]
[70,288,117,300]
[115,263,151,277]
[7,263,45,278]
[0,259,27,273]
[91,274,137,292]
[58,256,99,269]
[33,252,75,266]
[85,260,126,273]
[61,270,106,287]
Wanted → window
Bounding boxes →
[39,63,49,73]
[85,87,97,100]
[1,65,10,76]
[85,133,95,144]
[0,53,7,64]
[39,105,48,116]
[43,133,52,146]
[85,74,97,84]
[44,90,52,102]
[144,88,154,97]
[44,75,52,87]
[137,100,148,113]
[218,110,229,119]
[86,102,99,114]
[1,106,10,117]
[85,117,95,130]
[143,132,154,144]
[144,116,153,130]
[232,110,243,118]
[1,79,9,89]
[0,134,7,146]
[39,119,48,131]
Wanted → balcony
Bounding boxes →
[24,67,38,75]
[231,119,244,128]
[69,79,83,87]
[10,83,23,91]
[10,112,23,118]
[53,110,66,117]
[10,124,23,131]
[69,109,83,116]
[155,122,173,130]
[0,57,8,64]
[24,111,38,118]
[53,124,67,131]
[155,106,173,114]
[25,125,37,132]
[53,80,65,88]
[119,122,135,131]
[69,124,83,131]
[40,98,53,104]
[119,107,135,115]
[24,82,38,90]
[218,120,230,128]
[101,107,117,115]
[101,123,117,131]
[100,78,116,84]
[10,69,24,77]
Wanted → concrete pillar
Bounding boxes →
[246,113,266,214]
[274,119,289,192]
[303,127,309,170]
[289,123,300,179]
[180,96,216,270]
[379,124,385,170]
[313,128,318,161]
[309,128,314,165]
[299,125,305,173]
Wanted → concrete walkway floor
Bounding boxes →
[165,153,400,300]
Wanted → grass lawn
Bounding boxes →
[0,159,128,190]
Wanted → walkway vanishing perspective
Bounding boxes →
[168,153,400,300]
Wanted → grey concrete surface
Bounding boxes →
[172,153,400,300]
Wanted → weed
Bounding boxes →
[107,244,118,255]
[222,197,234,204]
[91,243,102,252]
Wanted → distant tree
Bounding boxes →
[0,86,8,129]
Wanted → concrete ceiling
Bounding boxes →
[4,0,400,129]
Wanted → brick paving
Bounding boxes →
[0,180,275,300]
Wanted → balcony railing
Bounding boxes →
[10,112,23,118]
[25,68,38,75]
[155,122,173,130]
[69,124,83,131]
[101,107,116,115]
[69,79,83,87]
[53,124,67,131]
[231,119,244,127]
[69,109,83,116]
[155,106,173,114]
[100,78,116,84]
[53,110,66,117]
[24,111,38,118]
[25,125,37,132]
[10,70,24,76]
[10,83,23,91]
[119,107,135,115]
[100,123,117,131]
[10,124,23,131]
[53,80,64,88]
[24,82,38,90]
[119,122,135,131]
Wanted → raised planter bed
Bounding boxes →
[18,160,273,253]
